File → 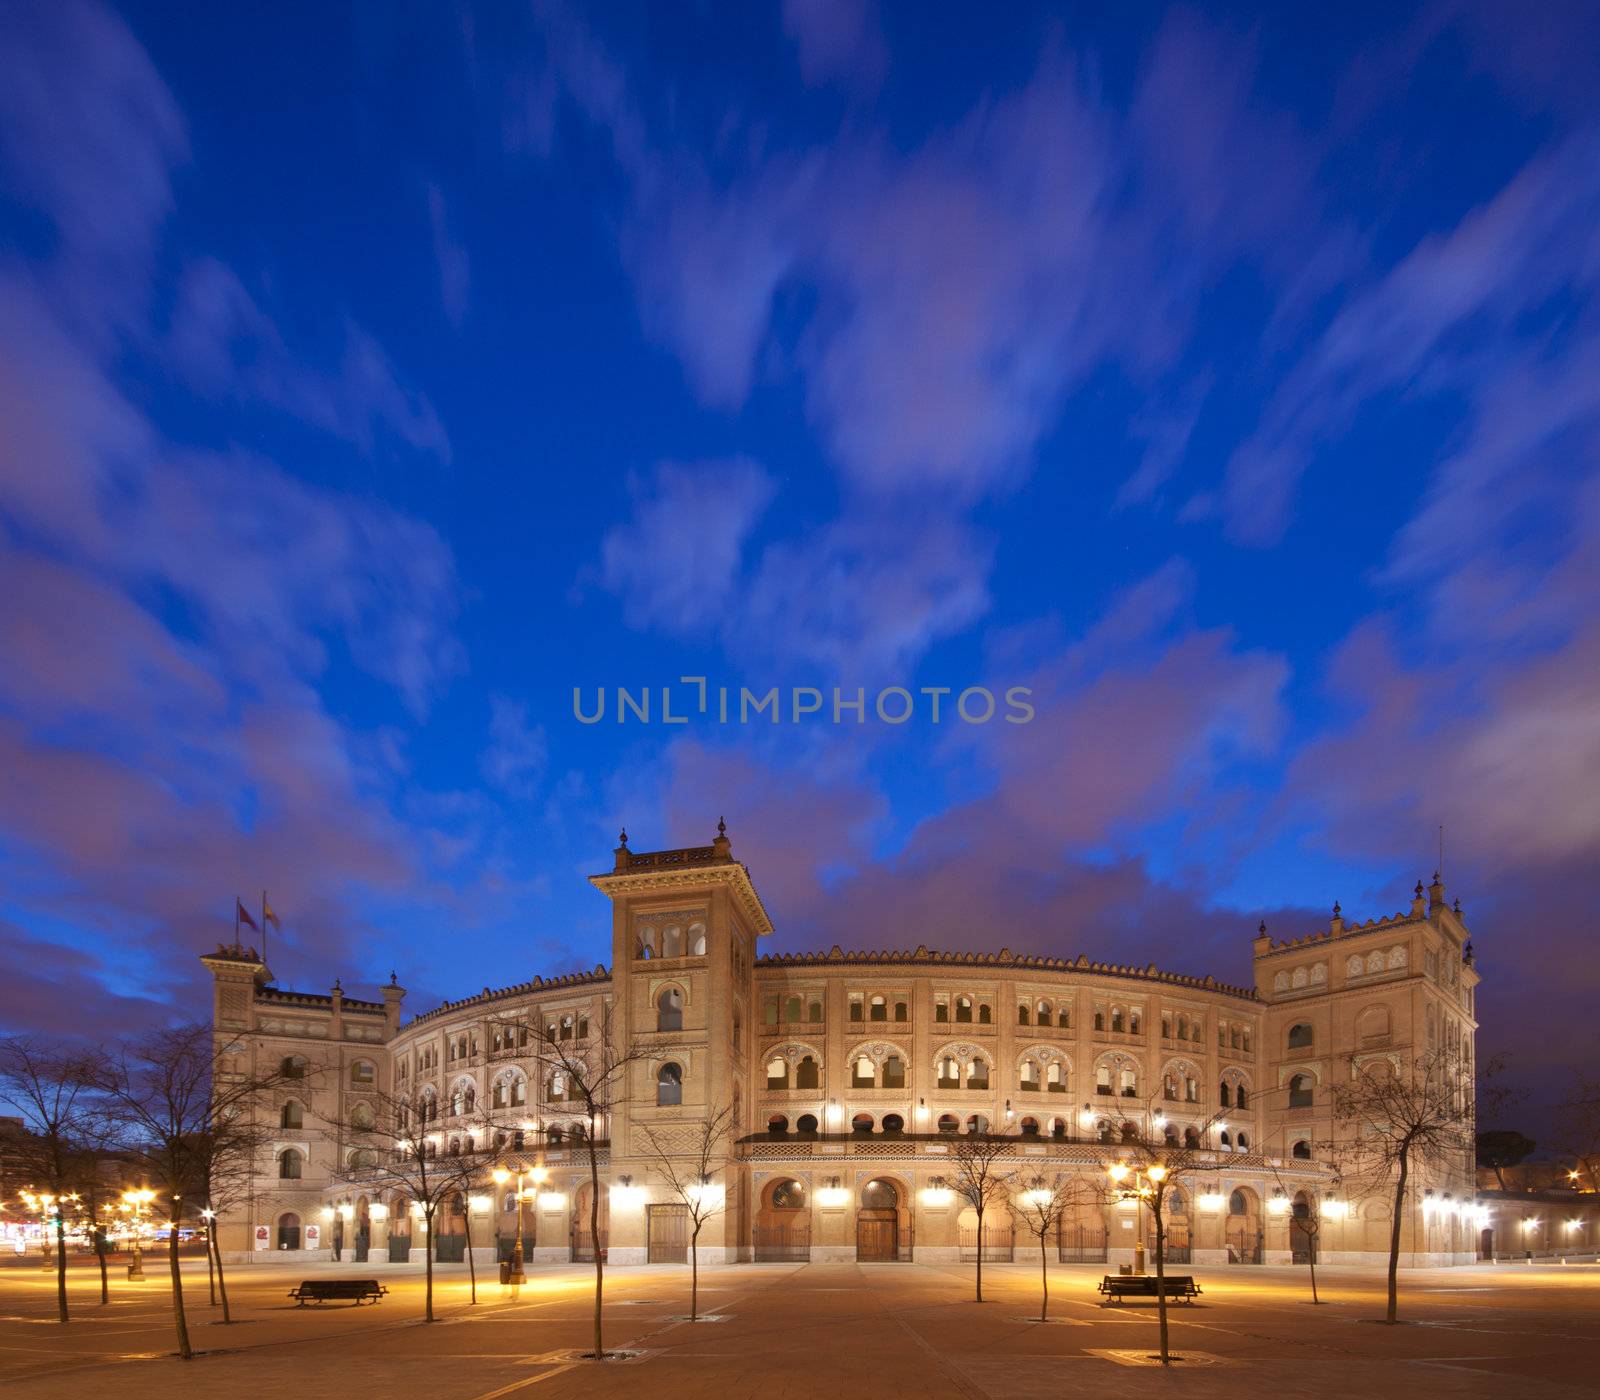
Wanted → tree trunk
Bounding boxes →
[974,1204,984,1303]
[1308,1226,1320,1304]
[465,1198,477,1304]
[206,1227,216,1305]
[690,1219,701,1320]
[1386,1151,1409,1325]
[1154,1207,1170,1365]
[1039,1231,1049,1322]
[55,1214,69,1323]
[168,1216,192,1360]
[212,1224,232,1323]
[424,1207,435,1323]
[588,1129,604,1359]
[95,1226,109,1305]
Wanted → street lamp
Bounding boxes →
[122,1188,156,1280]
[1106,1161,1166,1274]
[492,1164,531,1285]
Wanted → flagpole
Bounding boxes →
[262,889,269,966]
[234,897,239,950]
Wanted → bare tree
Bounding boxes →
[0,1036,102,1323]
[325,1084,472,1323]
[638,1103,735,1321]
[1102,1106,1225,1366]
[1331,1049,1475,1325]
[949,1131,1015,1303]
[523,1007,652,1361]
[1009,1173,1087,1321]
[92,1024,287,1361]
[1264,1151,1344,1305]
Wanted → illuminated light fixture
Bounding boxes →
[1145,1164,1168,1184]
[817,1176,850,1209]
[320,1206,335,1218]
[1198,1192,1227,1212]
[1321,1198,1349,1220]
[537,1191,566,1209]
[1521,1218,1539,1231]
[469,1195,492,1215]
[1107,1162,1131,1184]
[338,1203,355,1221]
[922,1175,953,1207]
[610,1178,646,1207]
[369,1204,388,1221]
[1267,1193,1291,1217]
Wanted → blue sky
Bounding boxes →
[2,0,1597,1127]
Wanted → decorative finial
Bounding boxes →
[1415,880,1424,897]
[718,815,727,837]
[333,977,342,993]
[389,970,397,985]
[1258,919,1266,935]
[1332,901,1341,916]
[1432,870,1440,884]
[1453,898,1461,914]
[619,826,628,846]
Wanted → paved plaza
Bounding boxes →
[2,1257,1598,1399]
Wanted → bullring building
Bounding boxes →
[203,823,1483,1268]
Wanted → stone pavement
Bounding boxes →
[2,1256,1597,1399]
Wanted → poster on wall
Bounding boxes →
[254,1225,270,1251]
[304,1223,320,1250]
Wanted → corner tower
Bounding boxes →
[589,820,771,1262]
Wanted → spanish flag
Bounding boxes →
[236,898,259,932]
[263,897,281,930]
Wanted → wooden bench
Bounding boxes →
[1098,1273,1202,1304]
[287,1278,388,1307]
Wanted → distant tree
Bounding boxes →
[1332,1049,1476,1325]
[948,1131,1015,1303]
[92,1025,287,1360]
[0,1036,100,1323]
[638,1103,735,1321]
[1555,1077,1600,1193]
[1476,1129,1537,1190]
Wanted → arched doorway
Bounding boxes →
[388,1194,412,1262]
[1163,1189,1191,1263]
[571,1181,610,1262]
[754,1177,811,1261]
[276,1211,302,1250]
[353,1196,371,1262]
[1226,1187,1263,1264]
[856,1178,907,1262]
[1290,1192,1317,1264]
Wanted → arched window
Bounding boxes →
[1288,1022,1314,1050]
[796,1055,820,1089]
[1050,1117,1068,1140]
[280,1055,307,1079]
[852,1055,876,1088]
[688,922,707,956]
[937,1113,959,1135]
[955,995,974,1023]
[767,1056,789,1089]
[1292,1139,1311,1159]
[657,987,683,1032]
[1119,1066,1138,1097]
[966,1057,989,1089]
[967,1113,989,1135]
[772,1179,805,1208]
[1057,1005,1071,1028]
[939,1056,960,1088]
[1288,1074,1314,1108]
[882,1055,906,1089]
[1236,1131,1250,1150]
[851,1112,874,1137]
[869,995,888,1022]
[1020,1058,1040,1091]
[1120,1121,1137,1143]
[784,995,802,1022]
[662,925,683,958]
[1046,1061,1064,1092]
[1019,1116,1040,1137]
[795,1113,819,1136]
[277,1149,302,1180]
[280,1100,304,1130]
[893,1000,908,1022]
[1037,999,1052,1023]
[656,1062,683,1106]
[1219,1082,1232,1108]
[1018,1003,1031,1025]
[1235,1084,1248,1110]
[1096,1064,1112,1095]
[1183,1126,1199,1148]
[1111,1008,1125,1033]
[276,1211,301,1250]
[1228,1189,1249,1216]
[350,1102,375,1130]
[978,1003,992,1025]
[767,1114,789,1135]
[350,1061,375,1085]
[547,1071,567,1103]
[1219,1130,1232,1149]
